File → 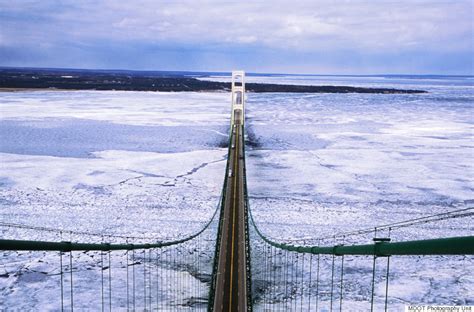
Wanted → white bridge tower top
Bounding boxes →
[231,70,245,125]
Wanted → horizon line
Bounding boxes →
[1,65,473,78]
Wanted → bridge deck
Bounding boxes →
[213,116,248,311]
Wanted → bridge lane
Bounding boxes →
[213,116,248,311]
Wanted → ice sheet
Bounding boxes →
[1,75,472,309]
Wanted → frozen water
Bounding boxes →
[241,75,473,310]
[0,91,229,310]
[0,119,228,157]
[0,91,229,237]
[0,75,473,310]
[244,81,473,240]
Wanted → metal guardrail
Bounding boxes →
[257,234,474,256]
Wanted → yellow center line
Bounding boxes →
[228,125,239,311]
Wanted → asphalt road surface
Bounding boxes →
[213,117,248,312]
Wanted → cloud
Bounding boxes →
[0,0,472,74]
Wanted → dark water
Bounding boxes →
[0,118,228,158]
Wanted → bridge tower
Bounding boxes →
[231,70,245,125]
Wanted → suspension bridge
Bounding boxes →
[0,71,473,311]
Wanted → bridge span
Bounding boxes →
[211,71,251,312]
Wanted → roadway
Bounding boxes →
[213,114,248,312]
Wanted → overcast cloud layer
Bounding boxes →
[0,0,473,74]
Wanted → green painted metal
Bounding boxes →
[277,236,473,256]
[0,239,153,251]
[249,209,474,256]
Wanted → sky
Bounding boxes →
[0,0,473,75]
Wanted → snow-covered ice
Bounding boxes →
[0,91,230,238]
[0,75,473,310]
[0,91,229,310]
[243,76,473,310]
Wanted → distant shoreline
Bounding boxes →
[0,68,427,94]
[0,87,93,92]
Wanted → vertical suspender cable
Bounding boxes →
[269,244,274,309]
[300,253,305,312]
[384,228,392,312]
[163,249,167,310]
[315,251,320,312]
[179,246,182,306]
[182,243,185,308]
[175,247,178,306]
[132,249,136,311]
[339,254,344,312]
[289,251,293,310]
[308,254,313,312]
[69,251,74,312]
[60,251,64,312]
[270,245,274,307]
[291,253,299,311]
[146,250,149,309]
[126,249,129,312]
[269,246,274,306]
[278,248,281,308]
[143,249,147,311]
[384,254,390,312]
[178,246,180,308]
[59,232,64,311]
[263,242,268,308]
[197,234,201,301]
[192,241,195,302]
[101,249,104,311]
[156,249,159,310]
[371,254,376,312]
[371,228,378,312]
[279,249,284,311]
[274,246,278,307]
[330,253,335,312]
[109,251,112,312]
[100,236,104,312]
[168,248,172,309]
[285,250,290,309]
[148,249,152,308]
[339,237,345,312]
